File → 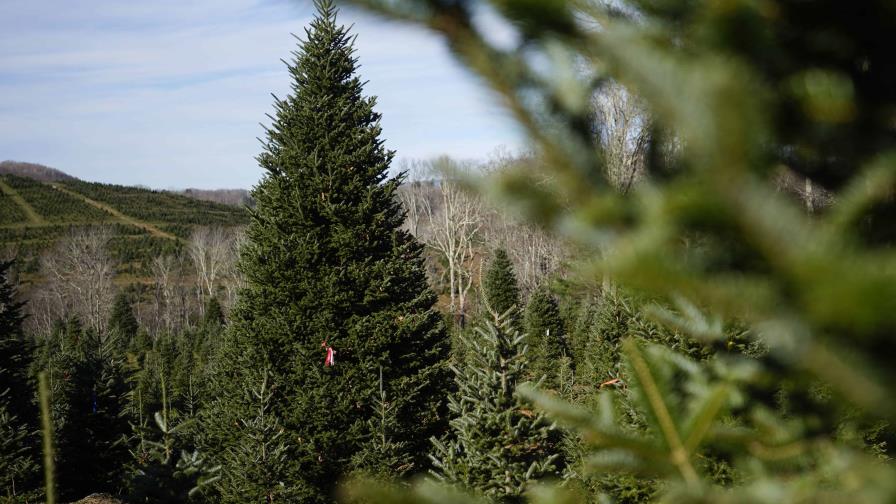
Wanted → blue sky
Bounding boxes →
[0,0,523,189]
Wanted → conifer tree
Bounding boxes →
[55,328,132,499]
[36,318,79,435]
[482,249,521,325]
[0,259,40,500]
[214,366,298,502]
[584,289,644,386]
[0,395,39,502]
[201,1,449,500]
[430,313,560,501]
[129,383,219,504]
[350,367,409,481]
[0,260,34,425]
[524,285,568,390]
[108,292,139,344]
[202,297,224,328]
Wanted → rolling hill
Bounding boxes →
[0,160,77,182]
[0,171,249,276]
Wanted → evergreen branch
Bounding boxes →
[518,384,662,460]
[645,297,725,343]
[826,153,896,237]
[621,339,699,486]
[682,383,728,454]
[803,340,892,418]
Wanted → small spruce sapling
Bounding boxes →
[430,311,560,501]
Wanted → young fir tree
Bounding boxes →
[202,297,225,328]
[583,289,642,386]
[129,374,219,504]
[0,394,39,503]
[214,366,297,502]
[201,1,449,501]
[55,328,132,500]
[482,249,521,325]
[523,285,568,390]
[108,292,139,344]
[0,261,32,409]
[430,312,560,501]
[350,367,409,481]
[0,260,40,501]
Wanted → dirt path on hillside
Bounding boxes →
[50,183,181,241]
[0,177,45,224]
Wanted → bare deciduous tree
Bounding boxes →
[595,83,651,193]
[416,158,484,326]
[221,226,247,310]
[40,226,116,333]
[150,254,179,335]
[396,159,438,238]
[481,152,568,298]
[188,226,233,309]
[487,218,565,296]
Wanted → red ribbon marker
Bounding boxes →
[321,339,336,367]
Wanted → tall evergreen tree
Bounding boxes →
[482,249,521,324]
[0,259,40,501]
[201,1,450,501]
[0,260,33,424]
[524,285,568,390]
[430,314,560,501]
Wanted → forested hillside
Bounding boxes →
[0,161,75,182]
[0,174,248,275]
[4,0,896,503]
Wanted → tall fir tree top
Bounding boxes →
[255,0,395,214]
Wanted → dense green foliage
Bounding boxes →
[199,2,450,502]
[341,0,896,503]
[0,175,245,275]
[0,190,26,226]
[129,408,220,503]
[482,249,521,322]
[202,298,224,328]
[430,313,560,501]
[2,175,112,223]
[0,398,39,502]
[0,260,40,501]
[62,180,247,227]
[108,235,183,276]
[523,285,567,391]
[51,327,132,499]
[108,293,139,340]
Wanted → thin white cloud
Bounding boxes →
[0,0,522,188]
